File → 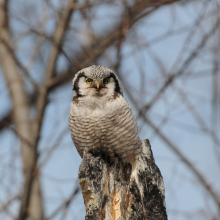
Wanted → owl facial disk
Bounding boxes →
[75,76,109,97]
[72,66,123,100]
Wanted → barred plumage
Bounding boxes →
[69,65,142,160]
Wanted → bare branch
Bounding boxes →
[122,78,220,211]
[0,2,40,219]
[44,186,80,220]
[143,115,220,210]
[139,17,220,114]
[17,1,78,219]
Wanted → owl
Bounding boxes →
[69,65,142,160]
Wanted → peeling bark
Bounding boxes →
[79,139,167,220]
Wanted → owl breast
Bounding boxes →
[69,95,142,159]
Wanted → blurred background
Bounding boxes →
[0,0,220,219]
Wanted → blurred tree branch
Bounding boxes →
[139,16,220,113]
[0,0,43,219]
[0,0,219,219]
[18,0,78,219]
[121,72,220,212]
[0,0,187,131]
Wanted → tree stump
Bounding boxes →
[78,139,167,220]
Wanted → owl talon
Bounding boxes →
[83,148,88,158]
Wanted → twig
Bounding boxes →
[44,186,80,220]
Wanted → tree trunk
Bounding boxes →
[78,139,167,220]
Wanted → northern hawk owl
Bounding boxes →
[69,65,142,160]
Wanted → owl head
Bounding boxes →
[72,65,123,98]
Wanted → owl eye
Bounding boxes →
[86,78,93,84]
[103,79,108,84]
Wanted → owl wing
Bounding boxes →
[100,103,142,159]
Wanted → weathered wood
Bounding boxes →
[78,139,167,220]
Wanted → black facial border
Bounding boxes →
[73,71,122,99]
[108,72,122,94]
[73,72,86,98]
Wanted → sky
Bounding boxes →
[0,0,220,220]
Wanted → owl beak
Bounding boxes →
[96,82,100,90]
